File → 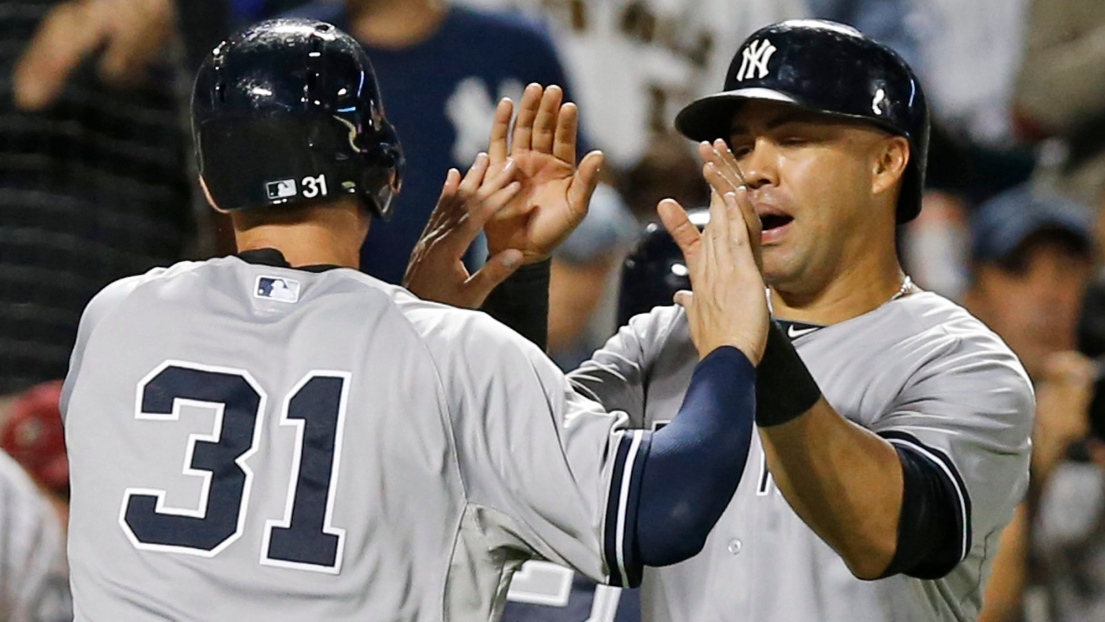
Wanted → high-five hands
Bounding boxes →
[658,189,769,365]
[483,84,605,263]
[403,154,524,308]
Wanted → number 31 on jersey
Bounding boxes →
[119,361,349,574]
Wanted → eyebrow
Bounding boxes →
[729,111,834,136]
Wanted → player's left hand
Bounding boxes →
[14,0,177,111]
[404,153,525,309]
[484,84,605,264]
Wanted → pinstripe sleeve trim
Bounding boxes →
[603,429,649,588]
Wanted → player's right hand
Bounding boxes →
[483,84,605,264]
[660,189,769,365]
[404,153,524,309]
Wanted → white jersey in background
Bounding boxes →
[454,0,808,167]
[0,451,71,621]
[61,255,646,622]
[570,292,1034,621]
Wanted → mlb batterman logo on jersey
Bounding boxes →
[256,276,300,303]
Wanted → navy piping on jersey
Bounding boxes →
[604,430,648,587]
[879,430,973,578]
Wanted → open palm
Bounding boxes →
[484,84,604,263]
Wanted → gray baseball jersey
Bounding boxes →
[569,292,1034,622]
[0,452,71,621]
[60,256,648,622]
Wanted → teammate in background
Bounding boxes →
[0,450,71,621]
[408,21,1035,621]
[62,19,769,621]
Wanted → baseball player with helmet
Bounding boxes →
[409,19,1036,621]
[60,18,776,622]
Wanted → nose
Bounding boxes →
[733,137,778,190]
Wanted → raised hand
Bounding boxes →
[484,83,605,263]
[659,188,768,364]
[699,139,763,272]
[404,154,524,308]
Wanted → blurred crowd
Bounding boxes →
[2,0,1105,620]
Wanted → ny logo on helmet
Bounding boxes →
[735,39,777,82]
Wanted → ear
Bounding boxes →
[199,176,228,214]
[871,135,911,198]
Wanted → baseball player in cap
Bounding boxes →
[409,19,1035,621]
[61,18,776,622]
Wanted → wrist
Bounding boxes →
[754,321,822,427]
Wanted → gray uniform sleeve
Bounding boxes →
[425,309,647,586]
[568,306,685,427]
[870,329,1035,567]
[61,270,166,419]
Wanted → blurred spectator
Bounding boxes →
[964,185,1097,622]
[804,0,927,72]
[3,0,195,409]
[1015,0,1105,215]
[0,450,71,620]
[0,381,68,523]
[285,0,578,284]
[546,184,637,370]
[452,0,808,169]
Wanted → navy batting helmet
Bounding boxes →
[675,20,929,223]
[192,19,403,218]
[617,209,709,326]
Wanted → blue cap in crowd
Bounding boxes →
[970,183,1096,264]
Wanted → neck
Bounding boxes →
[232,204,367,269]
[348,0,447,49]
[769,249,908,326]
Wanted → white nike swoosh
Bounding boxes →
[787,325,819,339]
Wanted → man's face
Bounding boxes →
[968,240,1093,379]
[726,100,906,289]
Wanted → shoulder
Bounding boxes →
[880,293,1034,416]
[80,260,207,327]
[893,293,1028,377]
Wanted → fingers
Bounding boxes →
[511,83,543,155]
[553,101,579,163]
[531,85,563,155]
[712,139,749,188]
[464,249,524,305]
[488,98,513,165]
[566,150,604,217]
[658,198,702,260]
[457,153,491,200]
[699,141,743,195]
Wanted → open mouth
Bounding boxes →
[760,214,793,231]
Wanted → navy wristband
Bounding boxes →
[755,321,822,427]
[480,259,550,351]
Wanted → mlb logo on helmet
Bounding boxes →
[266,179,298,200]
[255,276,301,303]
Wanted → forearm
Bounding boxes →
[760,399,903,579]
[618,346,756,582]
[978,504,1029,622]
[480,260,550,351]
